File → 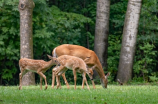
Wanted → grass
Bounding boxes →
[0,85,158,104]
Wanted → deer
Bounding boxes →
[52,55,93,90]
[19,55,58,90]
[51,44,110,89]
[52,57,95,89]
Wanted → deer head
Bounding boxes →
[47,54,59,65]
[100,72,110,88]
[86,68,94,80]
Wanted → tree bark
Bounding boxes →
[117,0,142,83]
[94,0,110,70]
[19,0,35,86]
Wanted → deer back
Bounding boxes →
[57,55,87,71]
[19,58,53,72]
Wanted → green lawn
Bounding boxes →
[0,85,157,104]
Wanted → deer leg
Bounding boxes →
[82,75,85,89]
[52,66,63,89]
[91,80,96,89]
[40,76,43,90]
[82,72,90,90]
[61,73,70,89]
[56,75,60,89]
[59,68,68,89]
[37,71,47,90]
[19,73,22,90]
[55,65,65,75]
[58,76,62,89]
[52,68,56,89]
[82,72,85,89]
[56,75,61,89]
[73,68,77,90]
[54,65,66,89]
[88,65,97,89]
[19,69,28,90]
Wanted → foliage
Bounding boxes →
[0,0,20,84]
[48,6,93,45]
[107,35,121,82]
[49,0,96,49]
[0,85,158,104]
[110,0,128,35]
[133,0,158,82]
[133,41,158,82]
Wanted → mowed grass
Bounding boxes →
[0,85,158,104]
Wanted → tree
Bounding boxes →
[117,0,142,83]
[94,0,110,70]
[19,0,35,85]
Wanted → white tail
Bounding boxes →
[19,55,58,90]
[53,55,93,90]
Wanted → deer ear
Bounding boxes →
[88,68,93,75]
[91,64,97,70]
[107,72,110,76]
[106,72,110,77]
[47,54,52,59]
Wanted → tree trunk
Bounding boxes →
[94,0,110,70]
[19,0,35,86]
[117,0,142,83]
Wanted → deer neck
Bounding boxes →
[95,66,106,79]
[45,60,54,68]
[93,59,105,78]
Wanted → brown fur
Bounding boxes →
[19,55,58,90]
[53,55,93,90]
[52,44,110,88]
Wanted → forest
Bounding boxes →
[0,0,158,86]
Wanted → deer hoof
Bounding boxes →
[45,86,48,90]
[19,86,21,90]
